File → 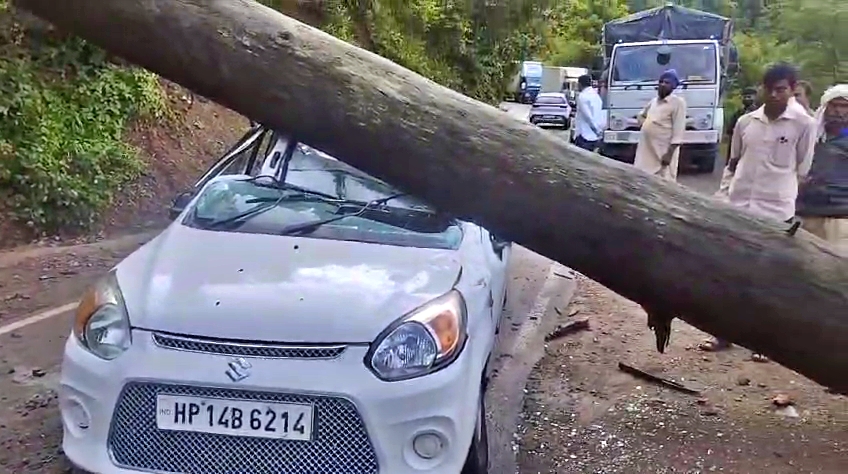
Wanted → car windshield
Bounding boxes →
[611,43,717,85]
[184,144,463,249]
[534,96,566,106]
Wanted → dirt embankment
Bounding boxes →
[0,81,249,251]
[518,275,848,474]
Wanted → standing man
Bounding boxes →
[716,88,759,196]
[573,74,605,152]
[796,85,848,251]
[700,63,817,358]
[634,69,687,181]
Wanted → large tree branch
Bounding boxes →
[14,0,848,394]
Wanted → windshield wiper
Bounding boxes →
[245,175,339,201]
[203,197,284,230]
[277,192,407,236]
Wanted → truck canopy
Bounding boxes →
[603,5,732,57]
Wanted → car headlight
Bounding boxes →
[366,290,467,382]
[74,270,131,360]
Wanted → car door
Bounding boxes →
[481,228,511,320]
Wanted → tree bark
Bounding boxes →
[15,0,848,394]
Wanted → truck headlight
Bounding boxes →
[609,116,625,131]
[74,270,131,360]
[695,115,712,130]
[366,290,467,382]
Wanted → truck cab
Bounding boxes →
[511,61,544,104]
[600,39,724,173]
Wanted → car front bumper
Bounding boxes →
[603,129,719,144]
[60,329,482,474]
[530,114,569,126]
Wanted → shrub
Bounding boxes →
[0,24,165,232]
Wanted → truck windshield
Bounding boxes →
[610,43,717,85]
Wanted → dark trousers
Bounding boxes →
[575,135,599,152]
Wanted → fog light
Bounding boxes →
[412,432,444,460]
[63,397,91,430]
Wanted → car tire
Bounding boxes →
[461,390,489,474]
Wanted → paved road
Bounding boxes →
[0,234,575,474]
[499,101,724,194]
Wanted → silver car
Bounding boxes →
[528,92,571,129]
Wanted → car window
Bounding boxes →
[534,96,566,106]
[249,130,278,175]
[220,129,272,176]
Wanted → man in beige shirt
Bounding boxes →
[704,63,817,358]
[634,69,687,181]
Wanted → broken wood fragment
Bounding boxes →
[545,319,590,342]
[618,362,701,396]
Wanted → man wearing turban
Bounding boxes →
[796,84,848,251]
[634,69,687,181]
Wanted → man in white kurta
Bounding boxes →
[634,69,687,181]
[703,63,816,359]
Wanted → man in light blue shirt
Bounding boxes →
[573,74,605,152]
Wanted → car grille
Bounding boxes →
[108,382,379,474]
[152,333,347,359]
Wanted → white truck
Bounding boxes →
[598,5,738,173]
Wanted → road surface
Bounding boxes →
[0,231,576,474]
[499,102,724,194]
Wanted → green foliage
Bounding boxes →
[543,0,629,67]
[0,13,165,232]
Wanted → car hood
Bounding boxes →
[117,225,461,343]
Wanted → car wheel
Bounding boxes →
[529,116,537,125]
[461,390,489,474]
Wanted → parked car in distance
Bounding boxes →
[528,92,571,129]
[59,124,512,474]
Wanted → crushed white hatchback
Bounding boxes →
[60,126,512,474]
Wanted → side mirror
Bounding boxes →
[169,191,193,220]
[490,233,511,256]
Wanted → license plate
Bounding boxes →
[155,394,314,441]
[614,132,633,142]
[544,115,559,119]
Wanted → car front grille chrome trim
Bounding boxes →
[152,333,348,359]
[108,382,379,474]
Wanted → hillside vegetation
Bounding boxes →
[1,0,845,245]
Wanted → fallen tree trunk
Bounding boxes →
[15,0,848,394]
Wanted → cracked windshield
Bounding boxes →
[2,0,847,474]
[190,144,463,248]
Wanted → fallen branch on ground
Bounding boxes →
[14,0,848,394]
[618,362,701,396]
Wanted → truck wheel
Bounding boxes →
[461,390,489,474]
[699,156,716,174]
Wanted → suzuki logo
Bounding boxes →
[225,357,252,382]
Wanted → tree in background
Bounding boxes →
[542,0,629,67]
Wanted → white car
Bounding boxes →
[528,92,572,129]
[60,126,512,474]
